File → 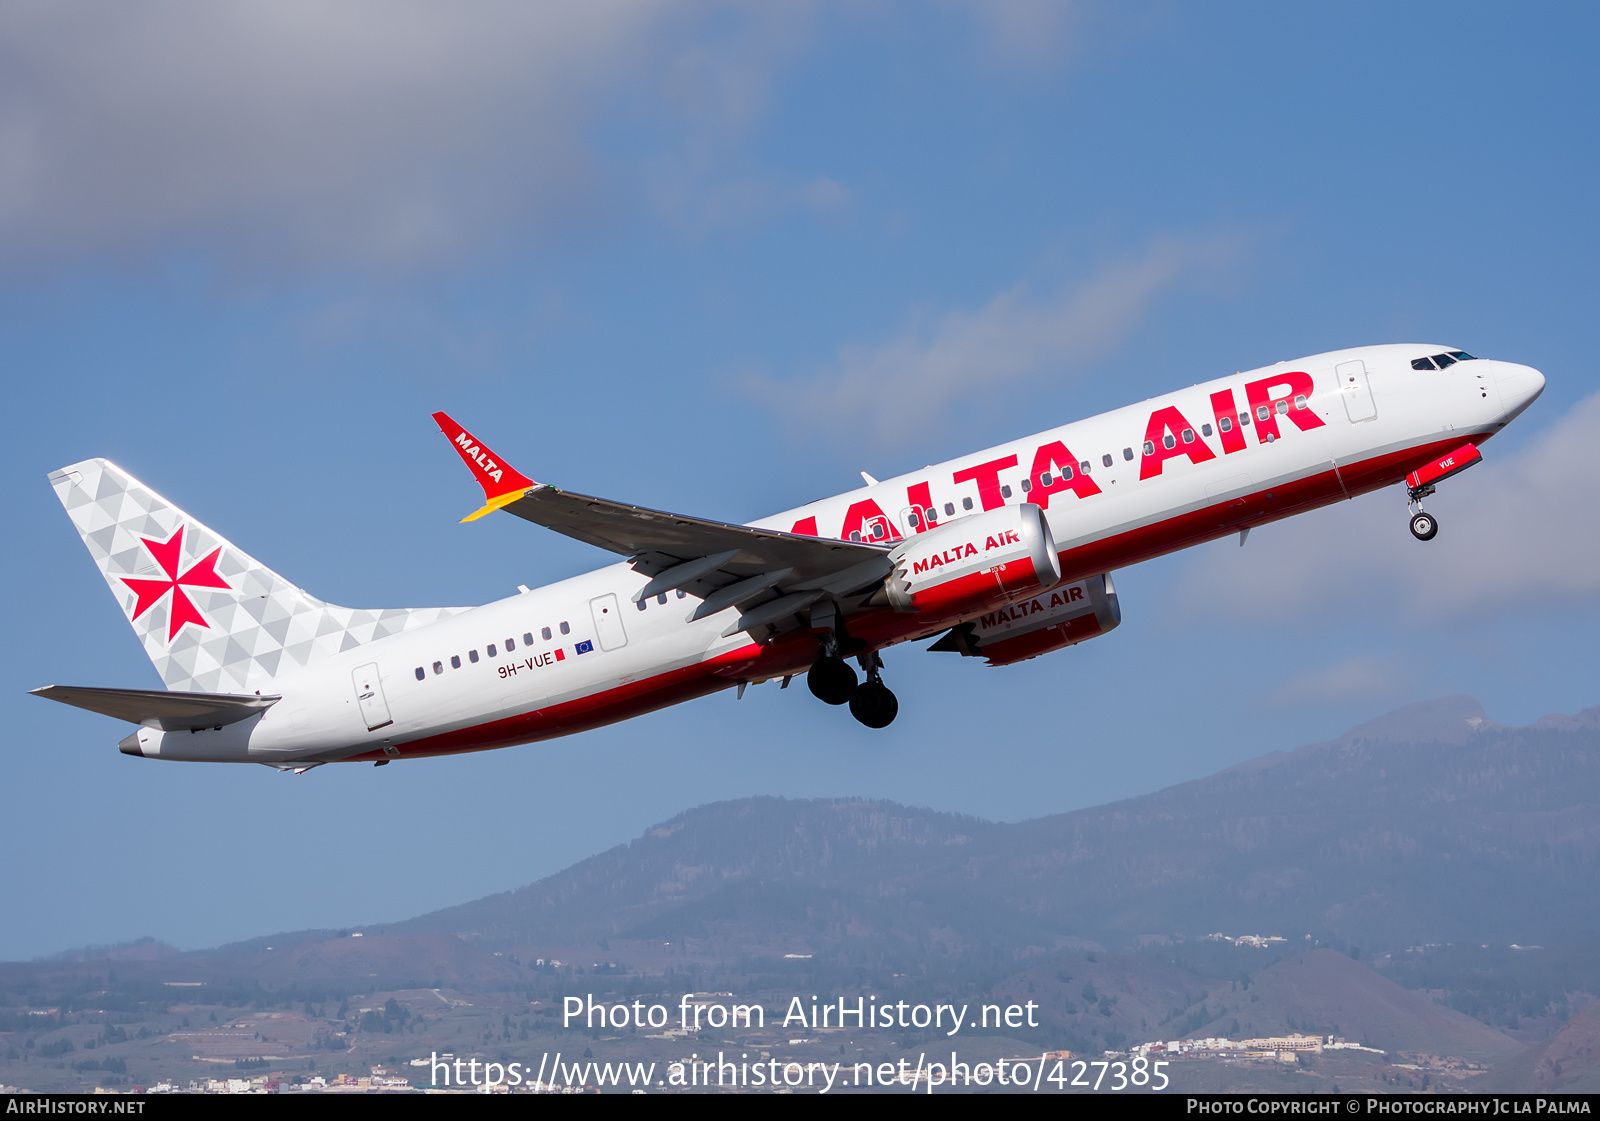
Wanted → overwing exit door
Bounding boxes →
[352,662,393,731]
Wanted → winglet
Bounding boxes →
[431,412,539,522]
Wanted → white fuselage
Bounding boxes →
[122,344,1544,765]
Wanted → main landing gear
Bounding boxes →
[1408,483,1439,541]
[807,644,898,728]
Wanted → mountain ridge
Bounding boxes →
[369,694,1600,956]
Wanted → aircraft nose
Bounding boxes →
[1493,362,1545,420]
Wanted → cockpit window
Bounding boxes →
[1448,350,1476,361]
[1411,357,1436,371]
[1432,353,1457,368]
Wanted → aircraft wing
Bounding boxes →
[432,413,893,635]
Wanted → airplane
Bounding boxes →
[31,343,1543,769]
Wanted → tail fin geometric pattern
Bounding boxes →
[50,458,462,694]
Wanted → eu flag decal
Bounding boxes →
[574,640,594,655]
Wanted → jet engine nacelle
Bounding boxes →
[931,573,1121,666]
[881,503,1061,617]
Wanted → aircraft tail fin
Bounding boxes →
[48,458,460,694]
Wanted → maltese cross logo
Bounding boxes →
[120,525,231,641]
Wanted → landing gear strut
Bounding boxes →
[847,651,898,729]
[1407,483,1439,541]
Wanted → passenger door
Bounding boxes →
[351,663,393,731]
[1337,360,1378,423]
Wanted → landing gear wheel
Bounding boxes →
[807,656,858,705]
[1409,511,1438,541]
[849,680,899,729]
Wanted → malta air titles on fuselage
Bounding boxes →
[764,365,1330,549]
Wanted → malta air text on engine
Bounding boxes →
[910,529,1021,575]
[979,584,1085,630]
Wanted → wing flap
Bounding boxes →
[498,485,886,584]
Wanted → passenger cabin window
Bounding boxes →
[1293,394,1307,410]
[1143,440,1155,456]
[432,661,443,675]
[1000,485,1012,499]
[560,621,570,635]
[1080,461,1091,473]
[469,649,479,663]
[487,643,497,657]
[1123,447,1134,461]
[676,590,687,599]
[1219,417,1232,432]
[1162,434,1176,449]
[505,637,515,651]
[658,593,668,605]
[849,531,862,542]
[414,667,425,681]
[1256,405,1270,421]
[523,632,534,646]
[1018,479,1031,494]
[924,507,935,522]
[636,598,647,611]
[1102,454,1113,467]
[1181,428,1194,443]
[541,627,552,640]
[962,497,974,511]
[944,502,955,516]
[910,507,924,523]
[450,655,461,669]
[1201,424,1213,437]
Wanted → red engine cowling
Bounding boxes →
[930,573,1121,666]
[881,503,1061,618]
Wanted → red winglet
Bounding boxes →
[432,412,537,521]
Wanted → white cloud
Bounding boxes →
[0,2,808,272]
[962,0,1083,68]
[749,235,1241,446]
[1268,654,1417,709]
[1176,390,1600,622]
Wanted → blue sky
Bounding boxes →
[2,2,1596,959]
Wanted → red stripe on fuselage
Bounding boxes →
[356,634,820,762]
[355,429,1490,762]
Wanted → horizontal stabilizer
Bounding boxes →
[30,685,280,731]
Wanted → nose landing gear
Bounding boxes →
[1408,483,1439,541]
